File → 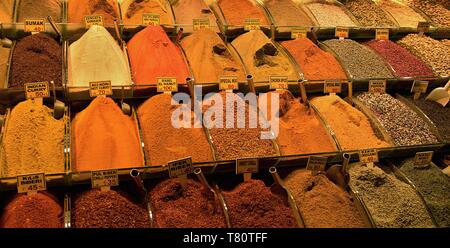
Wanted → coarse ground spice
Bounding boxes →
[365,39,434,78]
[280,38,347,81]
[72,189,150,228]
[232,30,298,82]
[311,95,391,151]
[137,93,213,166]
[262,90,337,155]
[171,0,216,27]
[322,39,393,79]
[17,0,62,22]
[0,192,63,228]
[217,0,269,26]
[406,0,450,27]
[69,25,132,87]
[222,179,297,228]
[285,169,367,228]
[1,99,65,177]
[263,0,314,29]
[397,34,450,77]
[181,29,246,83]
[374,0,425,28]
[150,178,226,228]
[0,0,13,23]
[341,0,395,27]
[121,0,173,25]
[71,97,144,171]
[406,96,450,142]
[305,2,357,27]
[395,158,450,227]
[0,47,10,87]
[9,33,62,88]
[203,91,277,160]
[442,39,450,47]
[356,93,438,146]
[349,163,435,228]
[127,25,189,85]
[69,0,119,24]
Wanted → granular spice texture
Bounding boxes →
[342,0,395,27]
[71,97,144,171]
[349,163,435,228]
[1,99,65,177]
[121,0,173,25]
[311,95,390,150]
[285,170,367,228]
[150,178,227,228]
[222,179,297,228]
[9,33,62,88]
[17,0,62,22]
[281,38,347,80]
[406,0,450,27]
[217,0,269,26]
[172,0,216,27]
[356,93,438,146]
[323,39,393,79]
[203,91,277,160]
[396,159,450,227]
[305,2,357,27]
[263,90,337,155]
[0,0,13,23]
[72,189,150,228]
[137,93,213,166]
[397,34,450,77]
[264,0,314,29]
[374,0,425,28]
[69,0,119,24]
[406,96,450,142]
[181,29,246,83]
[365,39,434,78]
[0,192,63,228]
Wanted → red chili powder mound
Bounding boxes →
[0,192,63,228]
[280,38,347,81]
[150,178,227,228]
[365,39,434,78]
[285,170,368,228]
[222,179,297,228]
[71,97,144,171]
[218,0,269,26]
[127,25,190,85]
[69,0,119,24]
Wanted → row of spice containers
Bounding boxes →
[0,26,448,105]
[1,156,448,228]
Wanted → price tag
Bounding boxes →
[143,13,160,26]
[414,151,433,168]
[358,149,379,164]
[335,27,349,39]
[193,18,210,31]
[24,19,45,33]
[17,173,46,194]
[91,169,119,189]
[417,21,430,34]
[89,81,113,97]
[84,15,104,28]
[269,76,288,90]
[306,156,328,176]
[157,77,178,93]
[369,80,386,94]
[236,158,259,177]
[291,28,308,39]
[168,157,193,178]
[244,18,260,31]
[411,80,428,94]
[24,82,50,99]
[219,76,238,91]
[324,81,342,94]
[376,29,389,40]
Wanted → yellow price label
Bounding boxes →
[24,82,50,99]
[193,18,210,31]
[414,151,433,168]
[359,149,379,164]
[236,158,259,175]
[369,80,386,94]
[306,156,328,176]
[17,173,46,194]
[324,81,342,94]
[335,27,349,39]
[376,29,389,40]
[291,28,308,39]
[143,13,160,26]
[89,81,113,97]
[244,18,260,31]
[24,19,45,32]
[168,157,194,178]
[269,76,288,90]
[417,21,430,33]
[84,15,104,28]
[157,77,178,93]
[91,170,119,189]
[411,80,429,94]
[219,76,238,91]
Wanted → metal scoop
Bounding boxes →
[130,169,154,228]
[47,16,62,42]
[119,86,131,116]
[0,23,12,47]
[426,81,450,107]
[326,153,351,190]
[51,81,65,119]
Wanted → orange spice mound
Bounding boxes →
[281,38,347,81]
[218,0,269,26]
[71,97,144,171]
[127,25,190,85]
[69,0,119,24]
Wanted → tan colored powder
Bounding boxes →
[181,29,246,83]
[17,0,62,22]
[1,100,65,177]
[0,47,10,88]
[374,0,425,28]
[0,0,13,23]
[121,0,173,25]
[310,95,390,151]
[137,93,214,166]
[231,30,298,82]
